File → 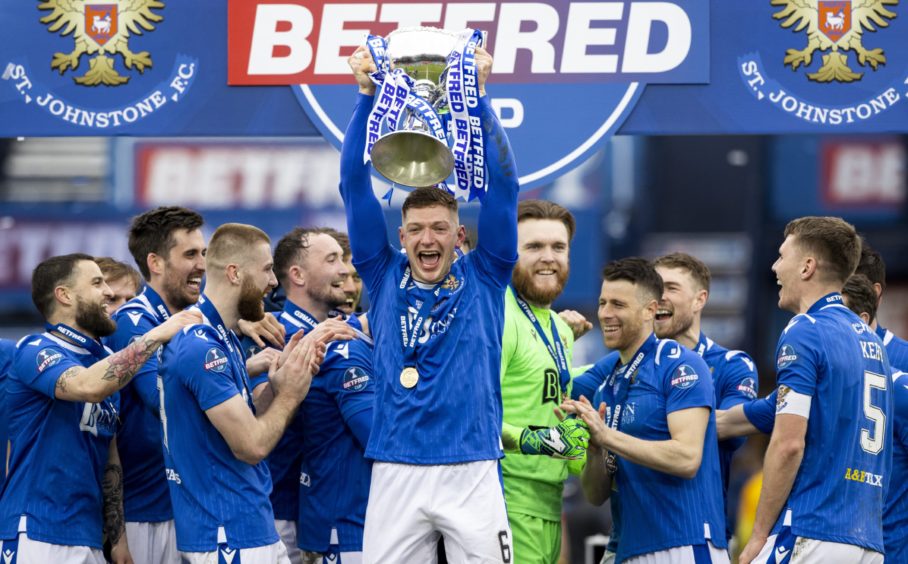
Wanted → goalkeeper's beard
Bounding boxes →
[512,262,568,307]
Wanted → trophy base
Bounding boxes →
[371,130,455,188]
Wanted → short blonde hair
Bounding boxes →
[207,223,271,269]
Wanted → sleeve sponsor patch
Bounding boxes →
[204,347,228,373]
[737,377,758,399]
[342,366,370,391]
[776,384,812,418]
[35,347,63,373]
[670,364,699,389]
[776,344,798,369]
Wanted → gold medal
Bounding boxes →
[400,366,419,389]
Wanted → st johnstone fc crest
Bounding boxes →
[39,0,164,86]
[772,0,897,82]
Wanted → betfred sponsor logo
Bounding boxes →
[670,364,699,389]
[204,348,229,372]
[228,0,707,86]
[229,0,707,190]
[36,348,63,373]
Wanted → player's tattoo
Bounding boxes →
[55,366,79,393]
[101,335,162,386]
[101,461,125,546]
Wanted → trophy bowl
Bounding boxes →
[370,27,461,187]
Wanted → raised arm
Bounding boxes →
[341,47,390,263]
[55,310,201,403]
[475,47,519,264]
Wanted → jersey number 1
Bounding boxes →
[860,370,887,455]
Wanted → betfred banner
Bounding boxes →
[228,0,708,85]
[3,2,908,144]
[227,0,708,188]
[128,139,348,208]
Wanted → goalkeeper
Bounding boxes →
[500,200,593,563]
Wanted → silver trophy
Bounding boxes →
[370,27,463,187]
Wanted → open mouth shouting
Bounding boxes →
[418,250,442,270]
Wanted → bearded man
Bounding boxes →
[499,200,591,563]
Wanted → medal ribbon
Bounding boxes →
[603,334,657,475]
[283,301,319,333]
[141,285,171,322]
[196,295,252,406]
[397,266,463,368]
[510,286,571,395]
[46,322,109,359]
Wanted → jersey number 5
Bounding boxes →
[860,370,887,455]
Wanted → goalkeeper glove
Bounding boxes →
[519,417,590,460]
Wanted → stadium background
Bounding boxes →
[0,133,905,562]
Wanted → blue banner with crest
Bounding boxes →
[1,1,906,189]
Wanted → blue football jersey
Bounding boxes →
[158,295,277,551]
[355,249,513,464]
[276,303,375,553]
[239,305,298,523]
[694,333,759,538]
[571,352,618,404]
[104,286,173,523]
[878,325,908,373]
[570,353,623,553]
[884,371,908,562]
[743,390,777,435]
[592,334,726,561]
[771,293,892,552]
[0,333,118,548]
[340,92,518,465]
[0,338,14,485]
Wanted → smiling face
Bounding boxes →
[654,266,704,340]
[512,219,570,308]
[158,228,206,311]
[300,233,349,311]
[337,258,363,314]
[598,278,656,355]
[399,205,465,284]
[71,260,117,338]
[772,235,806,313]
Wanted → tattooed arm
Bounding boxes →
[104,438,134,564]
[53,309,202,403]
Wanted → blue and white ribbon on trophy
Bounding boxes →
[363,34,449,168]
[361,29,487,200]
[363,35,410,163]
[446,29,486,201]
